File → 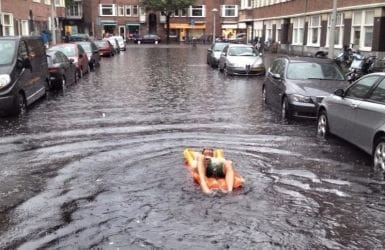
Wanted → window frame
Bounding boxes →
[351,10,374,51]
[307,15,321,46]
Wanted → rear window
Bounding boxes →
[0,40,16,65]
[49,46,76,57]
[287,62,345,80]
[213,43,228,51]
[78,42,91,53]
[228,46,257,56]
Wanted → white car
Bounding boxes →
[109,36,126,51]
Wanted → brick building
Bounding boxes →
[239,0,385,55]
[0,0,65,41]
[82,0,241,42]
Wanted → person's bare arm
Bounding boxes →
[197,154,212,194]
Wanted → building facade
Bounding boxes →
[239,0,385,55]
[82,0,241,42]
[0,0,65,41]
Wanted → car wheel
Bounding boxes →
[61,76,66,89]
[317,111,330,139]
[15,92,26,116]
[224,65,231,76]
[262,85,267,104]
[373,136,385,170]
[219,64,224,72]
[281,97,292,120]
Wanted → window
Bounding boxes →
[369,78,385,103]
[132,5,138,16]
[20,20,29,36]
[308,15,321,46]
[190,5,205,17]
[352,10,374,50]
[292,17,304,45]
[118,5,124,16]
[2,13,14,36]
[222,5,238,17]
[125,5,131,16]
[55,0,65,7]
[241,0,253,9]
[346,76,380,99]
[99,4,115,16]
[67,2,82,17]
[327,13,344,47]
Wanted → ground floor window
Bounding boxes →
[292,17,304,45]
[1,13,14,36]
[326,13,344,48]
[308,15,321,46]
[351,9,374,50]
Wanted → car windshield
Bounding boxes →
[49,46,76,57]
[95,41,107,47]
[0,40,16,65]
[78,42,91,53]
[228,46,256,56]
[213,43,228,51]
[287,62,345,80]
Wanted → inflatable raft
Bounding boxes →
[183,148,244,190]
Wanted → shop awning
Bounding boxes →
[101,20,117,26]
[126,23,140,27]
[167,23,205,29]
[222,24,238,29]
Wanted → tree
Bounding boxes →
[65,0,74,7]
[140,0,196,44]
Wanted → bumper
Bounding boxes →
[227,66,265,76]
[289,101,318,118]
[0,94,16,115]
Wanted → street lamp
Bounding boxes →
[212,8,218,44]
[328,0,338,59]
[51,0,57,45]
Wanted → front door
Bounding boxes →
[119,26,126,40]
[148,13,157,34]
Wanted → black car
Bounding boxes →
[207,42,229,68]
[262,56,349,120]
[76,41,101,70]
[134,34,161,44]
[46,50,78,89]
[0,36,49,116]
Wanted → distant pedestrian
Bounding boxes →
[41,30,49,49]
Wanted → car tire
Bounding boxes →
[61,76,66,89]
[373,136,385,170]
[317,110,330,139]
[262,85,267,104]
[281,97,292,120]
[219,65,224,72]
[224,65,231,76]
[14,92,26,116]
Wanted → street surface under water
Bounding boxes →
[0,45,384,249]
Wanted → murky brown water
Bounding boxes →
[0,45,384,249]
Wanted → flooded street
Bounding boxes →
[0,45,384,249]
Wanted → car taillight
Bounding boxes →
[49,68,59,73]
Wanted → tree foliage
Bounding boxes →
[140,0,196,43]
[65,0,74,7]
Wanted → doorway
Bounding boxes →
[148,13,157,34]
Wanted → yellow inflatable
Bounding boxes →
[183,148,244,190]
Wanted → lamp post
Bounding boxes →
[212,8,218,44]
[328,0,338,59]
[51,0,57,45]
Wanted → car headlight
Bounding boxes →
[0,74,11,89]
[291,94,312,103]
[228,62,241,67]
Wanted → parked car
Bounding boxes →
[134,34,161,44]
[49,43,90,78]
[262,56,349,120]
[104,37,120,54]
[68,33,90,42]
[46,50,78,89]
[94,40,114,57]
[109,36,126,51]
[317,73,385,170]
[218,43,265,76]
[0,36,49,116]
[207,42,229,68]
[75,41,100,70]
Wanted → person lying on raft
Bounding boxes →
[192,148,235,194]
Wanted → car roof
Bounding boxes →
[276,55,337,64]
[227,43,254,48]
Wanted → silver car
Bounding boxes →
[218,44,265,76]
[317,73,385,170]
[207,42,229,68]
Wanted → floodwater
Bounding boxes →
[0,45,384,249]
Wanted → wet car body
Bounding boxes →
[104,38,120,54]
[46,50,77,89]
[134,34,161,44]
[49,43,90,77]
[109,36,126,51]
[94,40,114,57]
[262,56,349,119]
[317,72,385,169]
[207,42,229,68]
[76,41,101,70]
[218,44,265,76]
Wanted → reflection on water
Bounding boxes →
[0,45,384,249]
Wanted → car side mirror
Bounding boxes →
[334,88,345,97]
[271,73,282,80]
[207,48,212,52]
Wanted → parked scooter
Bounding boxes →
[345,54,385,83]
